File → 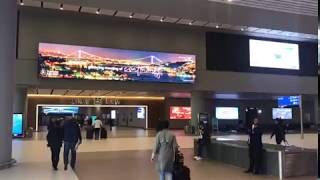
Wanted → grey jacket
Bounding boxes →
[153,129,178,172]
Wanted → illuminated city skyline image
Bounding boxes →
[38,43,196,83]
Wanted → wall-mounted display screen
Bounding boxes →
[250,39,299,70]
[170,106,191,120]
[42,106,79,114]
[215,107,239,120]
[38,43,196,83]
[278,96,300,108]
[272,108,292,119]
[111,110,116,120]
[137,107,146,119]
[13,113,23,137]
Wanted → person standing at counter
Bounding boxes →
[193,120,210,161]
[245,118,263,175]
[271,118,286,145]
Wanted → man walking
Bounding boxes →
[63,117,82,170]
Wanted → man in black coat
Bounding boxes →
[245,118,263,175]
[271,118,286,145]
[47,118,63,170]
[63,118,82,170]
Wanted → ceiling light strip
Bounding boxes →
[27,94,165,100]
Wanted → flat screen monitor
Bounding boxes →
[42,106,79,114]
[272,108,292,119]
[91,115,97,125]
[215,107,239,120]
[249,39,299,70]
[12,113,23,137]
[278,96,300,108]
[111,110,116,120]
[38,43,196,83]
[170,106,191,120]
[137,107,146,119]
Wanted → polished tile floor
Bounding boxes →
[0,127,317,180]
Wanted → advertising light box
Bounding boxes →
[215,107,239,120]
[42,106,79,114]
[250,39,299,70]
[170,106,191,120]
[272,108,292,119]
[137,107,146,119]
[38,43,196,83]
[12,113,23,137]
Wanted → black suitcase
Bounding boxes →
[100,128,107,139]
[173,165,191,180]
[86,127,94,139]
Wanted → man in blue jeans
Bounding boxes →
[63,118,82,170]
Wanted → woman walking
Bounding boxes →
[47,118,64,170]
[151,121,178,180]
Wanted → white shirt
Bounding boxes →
[94,119,103,129]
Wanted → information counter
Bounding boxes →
[194,138,317,178]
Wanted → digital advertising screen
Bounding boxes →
[137,107,146,119]
[278,96,300,108]
[215,107,239,120]
[272,108,293,119]
[249,39,299,70]
[111,110,116,120]
[38,43,196,83]
[42,106,79,114]
[12,113,23,137]
[170,106,191,120]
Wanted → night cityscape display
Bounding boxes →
[38,43,196,83]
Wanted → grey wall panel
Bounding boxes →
[17,7,318,95]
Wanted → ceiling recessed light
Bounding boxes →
[216,25,220,29]
[59,4,64,10]
[160,17,164,22]
[129,13,134,18]
[189,22,193,26]
[241,28,245,31]
[20,0,24,5]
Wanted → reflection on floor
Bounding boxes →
[0,128,317,180]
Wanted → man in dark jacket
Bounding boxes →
[47,118,63,170]
[193,121,211,160]
[271,118,286,145]
[63,118,82,170]
[245,118,263,175]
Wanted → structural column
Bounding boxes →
[191,91,207,130]
[0,0,17,169]
[14,87,28,129]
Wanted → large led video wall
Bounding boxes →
[38,43,196,83]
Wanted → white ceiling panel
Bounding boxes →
[100,9,116,16]
[43,1,60,9]
[163,17,179,23]
[81,6,98,14]
[63,4,80,12]
[20,0,41,7]
[52,89,68,95]
[208,0,318,16]
[177,19,193,25]
[115,11,132,18]
[66,90,83,96]
[192,21,208,26]
[132,13,149,20]
[38,89,52,95]
[147,15,163,21]
[79,90,96,96]
[254,28,272,33]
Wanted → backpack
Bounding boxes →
[173,149,191,180]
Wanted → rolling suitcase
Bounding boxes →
[100,128,107,139]
[86,127,94,139]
